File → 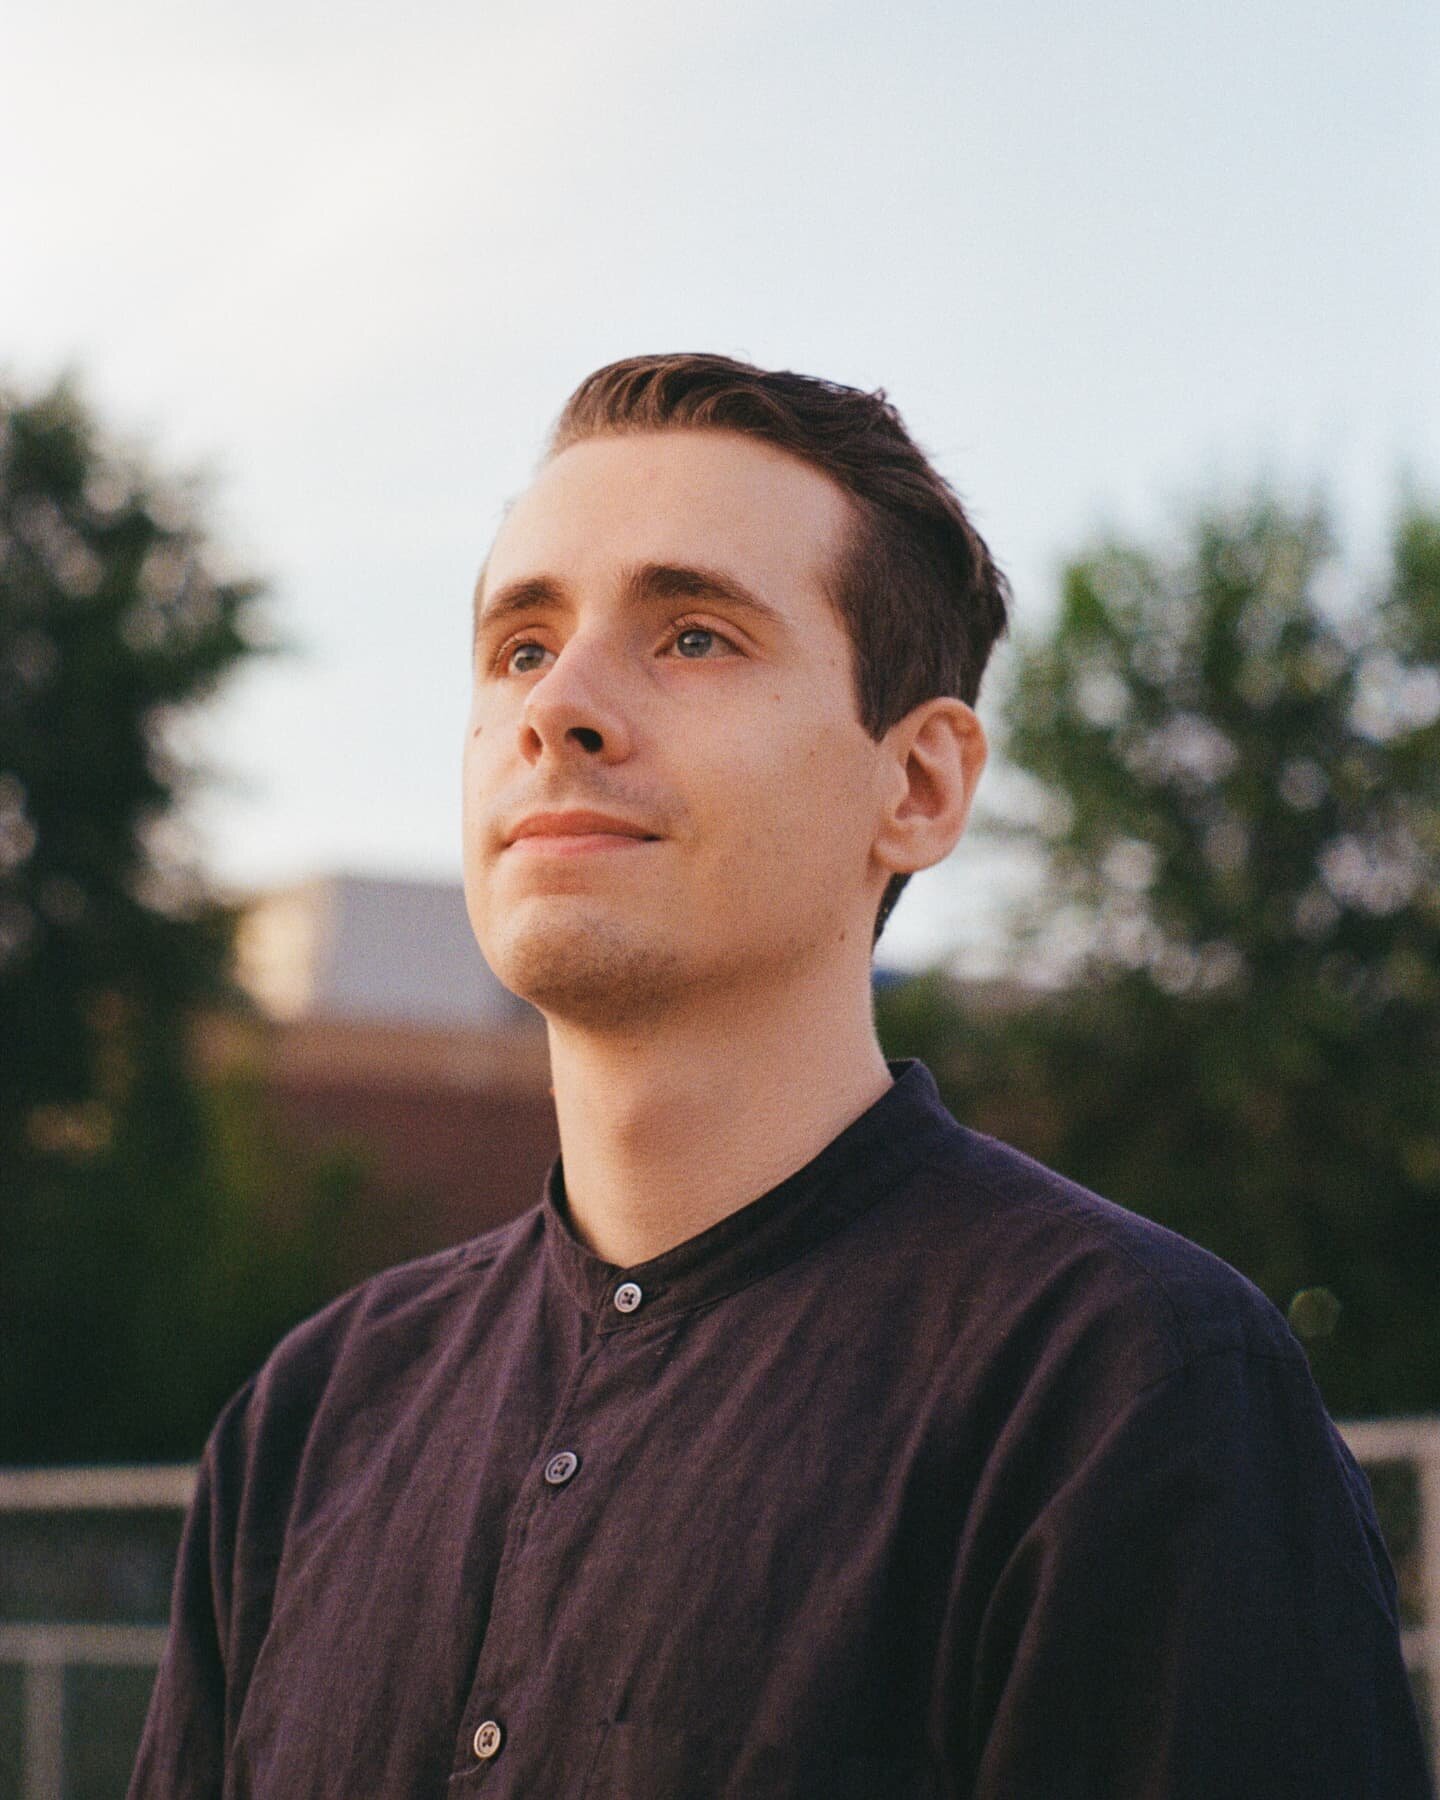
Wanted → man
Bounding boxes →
[133,353,1429,1797]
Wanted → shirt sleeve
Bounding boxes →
[128,1381,255,1800]
[962,1347,1433,1800]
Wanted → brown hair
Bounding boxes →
[549,353,1011,942]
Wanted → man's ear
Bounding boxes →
[871,697,988,879]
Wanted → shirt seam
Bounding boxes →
[917,1141,1306,1385]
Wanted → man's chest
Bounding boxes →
[227,1302,964,1797]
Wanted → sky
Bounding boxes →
[3,0,1437,970]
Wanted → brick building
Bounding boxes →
[210,874,560,1277]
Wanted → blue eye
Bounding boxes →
[675,628,716,658]
[507,642,550,674]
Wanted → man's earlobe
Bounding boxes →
[874,698,987,878]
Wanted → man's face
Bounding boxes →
[462,429,897,1027]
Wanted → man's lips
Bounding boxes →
[503,810,661,852]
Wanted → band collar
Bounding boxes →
[541,1059,958,1330]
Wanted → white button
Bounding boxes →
[613,1281,643,1313]
[544,1450,579,1485]
[473,1720,503,1759]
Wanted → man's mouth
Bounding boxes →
[504,809,661,853]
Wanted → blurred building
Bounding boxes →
[233,872,523,1031]
[209,873,559,1278]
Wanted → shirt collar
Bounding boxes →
[541,1058,958,1329]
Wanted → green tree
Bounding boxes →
[0,379,347,1461]
[882,495,1440,1416]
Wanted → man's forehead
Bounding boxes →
[478,430,854,604]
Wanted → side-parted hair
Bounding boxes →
[549,353,1011,942]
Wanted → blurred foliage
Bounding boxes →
[0,380,349,1462]
[880,494,1440,1418]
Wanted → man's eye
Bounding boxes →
[673,627,725,659]
[506,641,551,675]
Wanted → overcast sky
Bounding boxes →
[3,0,1436,969]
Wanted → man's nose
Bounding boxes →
[518,635,633,765]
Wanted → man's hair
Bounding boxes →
[549,352,1011,943]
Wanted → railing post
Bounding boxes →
[22,1657,63,1800]
[1419,1432,1440,1770]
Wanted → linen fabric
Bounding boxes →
[130,1060,1431,1798]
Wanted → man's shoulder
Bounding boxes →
[890,1114,1305,1385]
[228,1203,546,1442]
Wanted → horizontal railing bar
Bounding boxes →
[0,1466,196,1510]
[1338,1419,1440,1463]
[0,1623,169,1665]
[0,1431,1429,1512]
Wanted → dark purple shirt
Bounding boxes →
[130,1060,1430,1798]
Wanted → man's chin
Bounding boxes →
[486,913,686,1030]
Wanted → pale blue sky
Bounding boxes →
[3,0,1436,968]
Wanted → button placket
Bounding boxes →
[453,1334,608,1780]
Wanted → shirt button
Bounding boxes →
[613,1281,643,1314]
[544,1450,580,1485]
[473,1720,503,1760]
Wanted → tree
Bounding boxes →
[0,379,347,1461]
[881,494,1440,1416]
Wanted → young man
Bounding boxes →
[133,354,1429,1797]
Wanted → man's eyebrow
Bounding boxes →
[473,561,789,645]
[620,561,788,630]
[473,573,565,642]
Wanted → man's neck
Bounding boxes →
[545,961,893,1267]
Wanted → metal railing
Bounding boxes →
[0,1466,193,1800]
[1,1430,1435,1798]
[1337,1416,1440,1766]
